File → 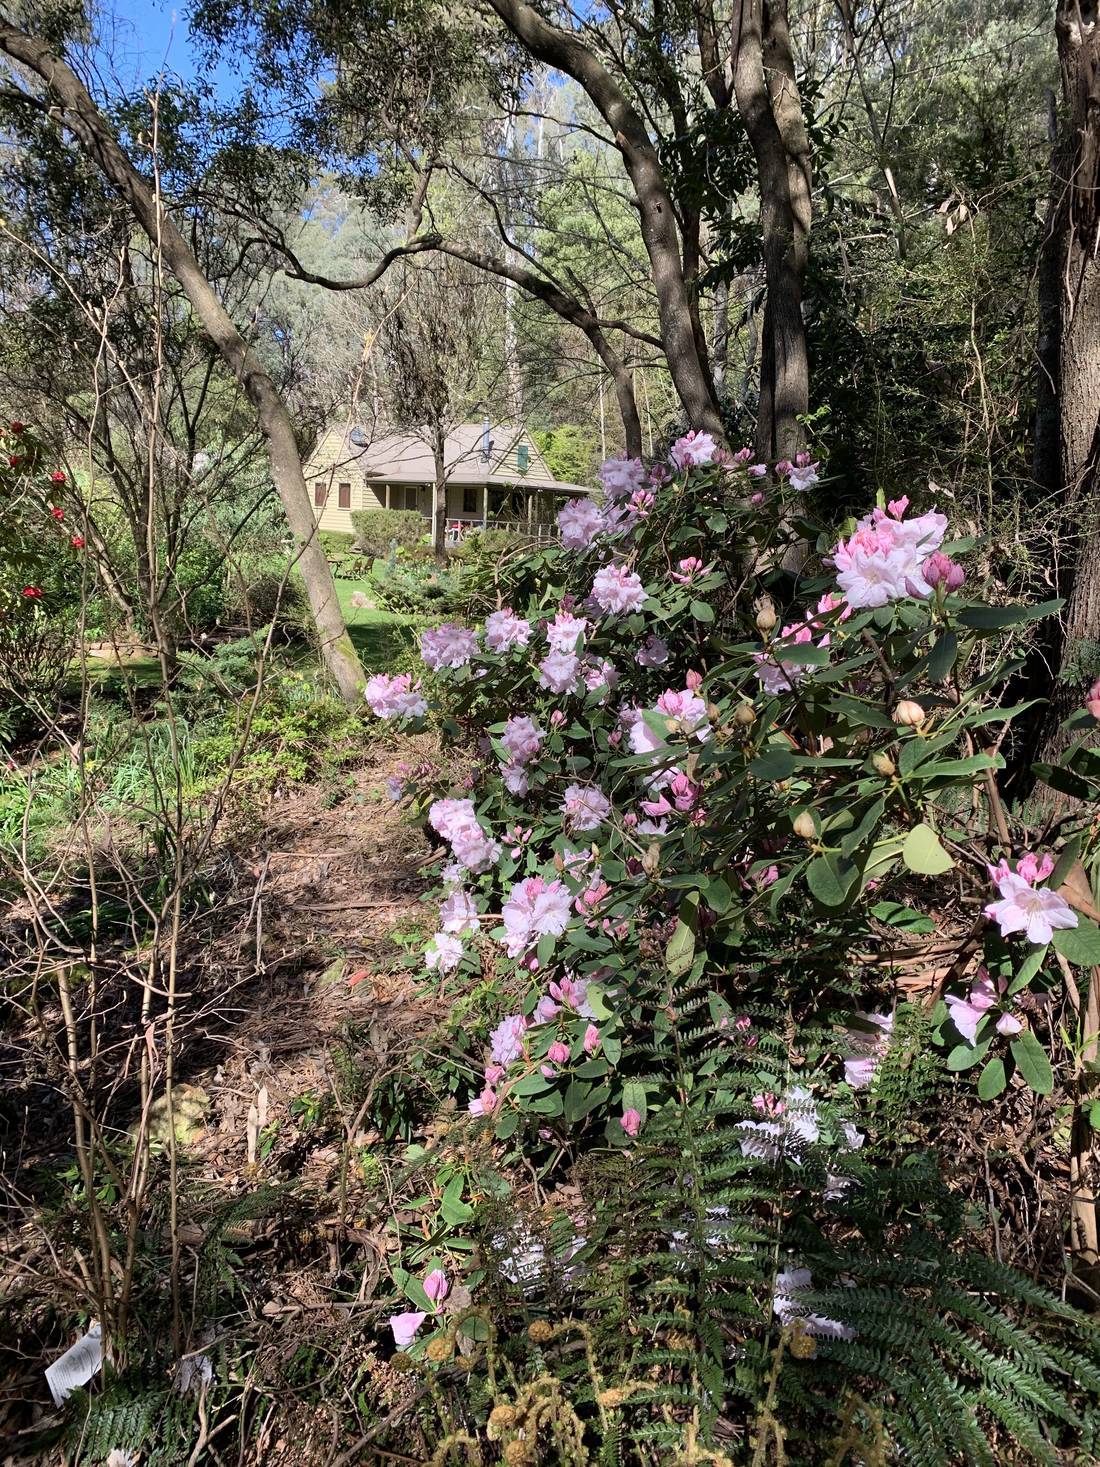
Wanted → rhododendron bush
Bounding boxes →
[366,437,1100,1455]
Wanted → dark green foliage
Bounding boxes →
[350,508,427,557]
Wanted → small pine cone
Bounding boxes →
[527,1319,553,1343]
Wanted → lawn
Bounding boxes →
[333,578,422,668]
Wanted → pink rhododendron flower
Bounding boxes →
[365,672,428,721]
[537,649,580,695]
[484,1063,505,1086]
[815,591,851,622]
[547,1040,570,1065]
[598,455,646,498]
[592,563,647,615]
[630,488,656,517]
[945,969,1023,1045]
[490,1014,529,1065]
[620,1107,642,1138]
[439,889,480,934]
[557,497,606,549]
[429,798,475,841]
[583,1023,601,1054]
[670,430,718,468]
[888,496,909,519]
[753,619,824,696]
[501,715,543,765]
[755,864,779,888]
[583,657,619,696]
[420,622,480,671]
[501,876,574,957]
[842,1011,894,1088]
[468,1087,499,1117]
[984,870,1077,945]
[671,556,708,583]
[425,932,463,973]
[786,458,820,492]
[747,463,767,478]
[423,1269,449,1305]
[501,763,529,795]
[389,1311,427,1349]
[832,506,949,609]
[546,974,597,1017]
[655,687,709,730]
[450,820,501,874]
[921,551,965,591]
[575,878,610,917]
[545,611,589,653]
[637,635,670,667]
[1011,851,1056,886]
[484,608,532,652]
[562,782,611,832]
[1088,678,1100,721]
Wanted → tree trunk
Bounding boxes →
[732,0,811,462]
[0,21,366,707]
[484,0,725,440]
[432,433,447,559]
[1037,6,1100,765]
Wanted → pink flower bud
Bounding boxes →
[484,1063,505,1085]
[733,447,753,462]
[583,1023,601,1054]
[423,1268,449,1305]
[1088,678,1100,720]
[750,491,764,505]
[685,669,703,691]
[620,1107,642,1138]
[550,711,566,728]
[888,496,909,519]
[547,1040,570,1064]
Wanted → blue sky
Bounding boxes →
[94,0,242,98]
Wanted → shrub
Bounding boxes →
[318,529,356,556]
[350,508,427,558]
[365,437,1100,1459]
[221,556,309,632]
[368,557,462,618]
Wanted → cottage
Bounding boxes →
[305,419,592,543]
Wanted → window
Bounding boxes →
[517,443,530,473]
[338,481,351,509]
[313,480,327,508]
[462,486,478,516]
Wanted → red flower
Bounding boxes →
[10,421,24,434]
[22,586,42,599]
[8,455,21,467]
[51,506,64,520]
[50,470,66,484]
[70,535,85,549]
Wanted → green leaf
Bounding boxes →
[1008,944,1049,995]
[1032,763,1095,801]
[977,1056,1008,1101]
[1010,1031,1053,1095]
[956,598,1062,630]
[926,631,958,683]
[1053,917,1100,966]
[586,983,612,1020]
[621,1080,647,1121]
[870,901,935,933]
[440,1175,474,1224]
[750,749,798,781]
[494,1110,519,1140]
[806,853,859,908]
[563,1080,590,1124]
[665,919,696,977]
[902,822,954,876]
[947,1040,990,1071]
[690,599,714,623]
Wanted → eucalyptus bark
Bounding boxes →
[732,0,811,462]
[0,21,365,706]
[483,0,724,441]
[1037,5,1100,764]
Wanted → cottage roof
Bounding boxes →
[335,422,591,495]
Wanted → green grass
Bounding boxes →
[332,580,422,669]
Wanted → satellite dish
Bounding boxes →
[349,426,368,447]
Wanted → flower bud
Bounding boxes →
[642,842,661,875]
[892,700,926,728]
[755,601,778,633]
[734,702,757,727]
[792,811,816,840]
[872,752,896,776]
[922,550,965,591]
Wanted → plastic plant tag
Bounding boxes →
[45,1321,102,1405]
